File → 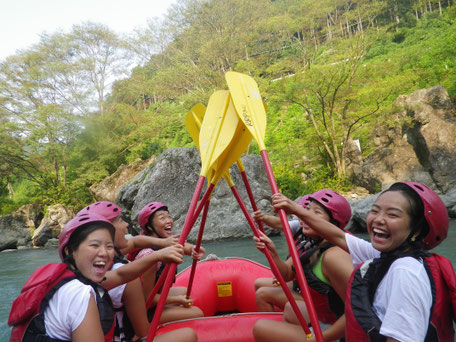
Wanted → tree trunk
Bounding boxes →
[358,10,364,38]
[438,0,442,14]
[63,165,66,187]
[7,182,14,199]
[327,16,333,40]
[54,156,59,186]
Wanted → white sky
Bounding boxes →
[0,0,177,61]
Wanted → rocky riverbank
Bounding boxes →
[1,85,456,252]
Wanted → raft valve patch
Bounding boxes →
[217,281,232,297]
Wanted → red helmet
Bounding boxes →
[400,182,448,250]
[78,201,121,222]
[58,213,115,261]
[138,202,168,230]
[310,189,352,229]
[298,194,311,207]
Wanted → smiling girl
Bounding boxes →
[127,202,204,323]
[271,182,455,342]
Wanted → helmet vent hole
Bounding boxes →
[322,198,329,203]
[414,184,424,192]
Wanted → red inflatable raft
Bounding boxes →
[155,257,283,341]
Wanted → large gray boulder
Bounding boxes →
[350,86,456,193]
[118,147,275,241]
[0,203,43,251]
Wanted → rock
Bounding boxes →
[118,147,274,241]
[440,188,456,217]
[44,238,59,249]
[90,158,155,202]
[32,205,74,247]
[0,203,43,251]
[349,86,456,193]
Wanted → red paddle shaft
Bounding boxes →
[229,185,312,336]
[239,168,265,233]
[186,199,210,298]
[260,150,324,342]
[145,182,215,310]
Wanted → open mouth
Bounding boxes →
[373,228,390,239]
[93,261,107,274]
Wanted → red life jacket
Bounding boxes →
[345,252,456,342]
[8,263,115,342]
[292,242,344,324]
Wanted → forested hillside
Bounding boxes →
[1,0,455,214]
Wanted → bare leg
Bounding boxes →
[155,328,197,342]
[253,319,308,342]
[255,286,302,312]
[254,277,277,291]
[283,300,310,324]
[159,286,204,323]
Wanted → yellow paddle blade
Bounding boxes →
[225,71,267,151]
[185,104,206,150]
[185,104,217,186]
[210,95,253,185]
[199,90,238,177]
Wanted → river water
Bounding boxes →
[1,221,455,340]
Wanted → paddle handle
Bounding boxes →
[239,167,265,233]
[260,150,324,342]
[229,185,312,336]
[186,199,210,298]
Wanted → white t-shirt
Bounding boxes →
[346,233,432,342]
[289,219,300,235]
[108,262,127,308]
[109,262,129,342]
[44,279,95,340]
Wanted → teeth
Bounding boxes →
[373,228,389,235]
[94,262,106,266]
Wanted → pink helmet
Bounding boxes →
[58,212,115,261]
[78,201,121,222]
[310,189,352,229]
[298,194,311,207]
[138,202,168,230]
[400,182,449,250]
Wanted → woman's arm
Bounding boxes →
[122,278,149,339]
[102,245,184,290]
[254,231,295,282]
[184,242,205,259]
[72,293,105,342]
[272,194,348,252]
[119,235,179,255]
[319,246,353,341]
[253,210,284,230]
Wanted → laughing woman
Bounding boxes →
[127,202,204,323]
[9,212,198,342]
[270,182,456,342]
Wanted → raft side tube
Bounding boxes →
[156,312,283,342]
[174,257,274,316]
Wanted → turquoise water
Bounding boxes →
[1,221,456,340]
